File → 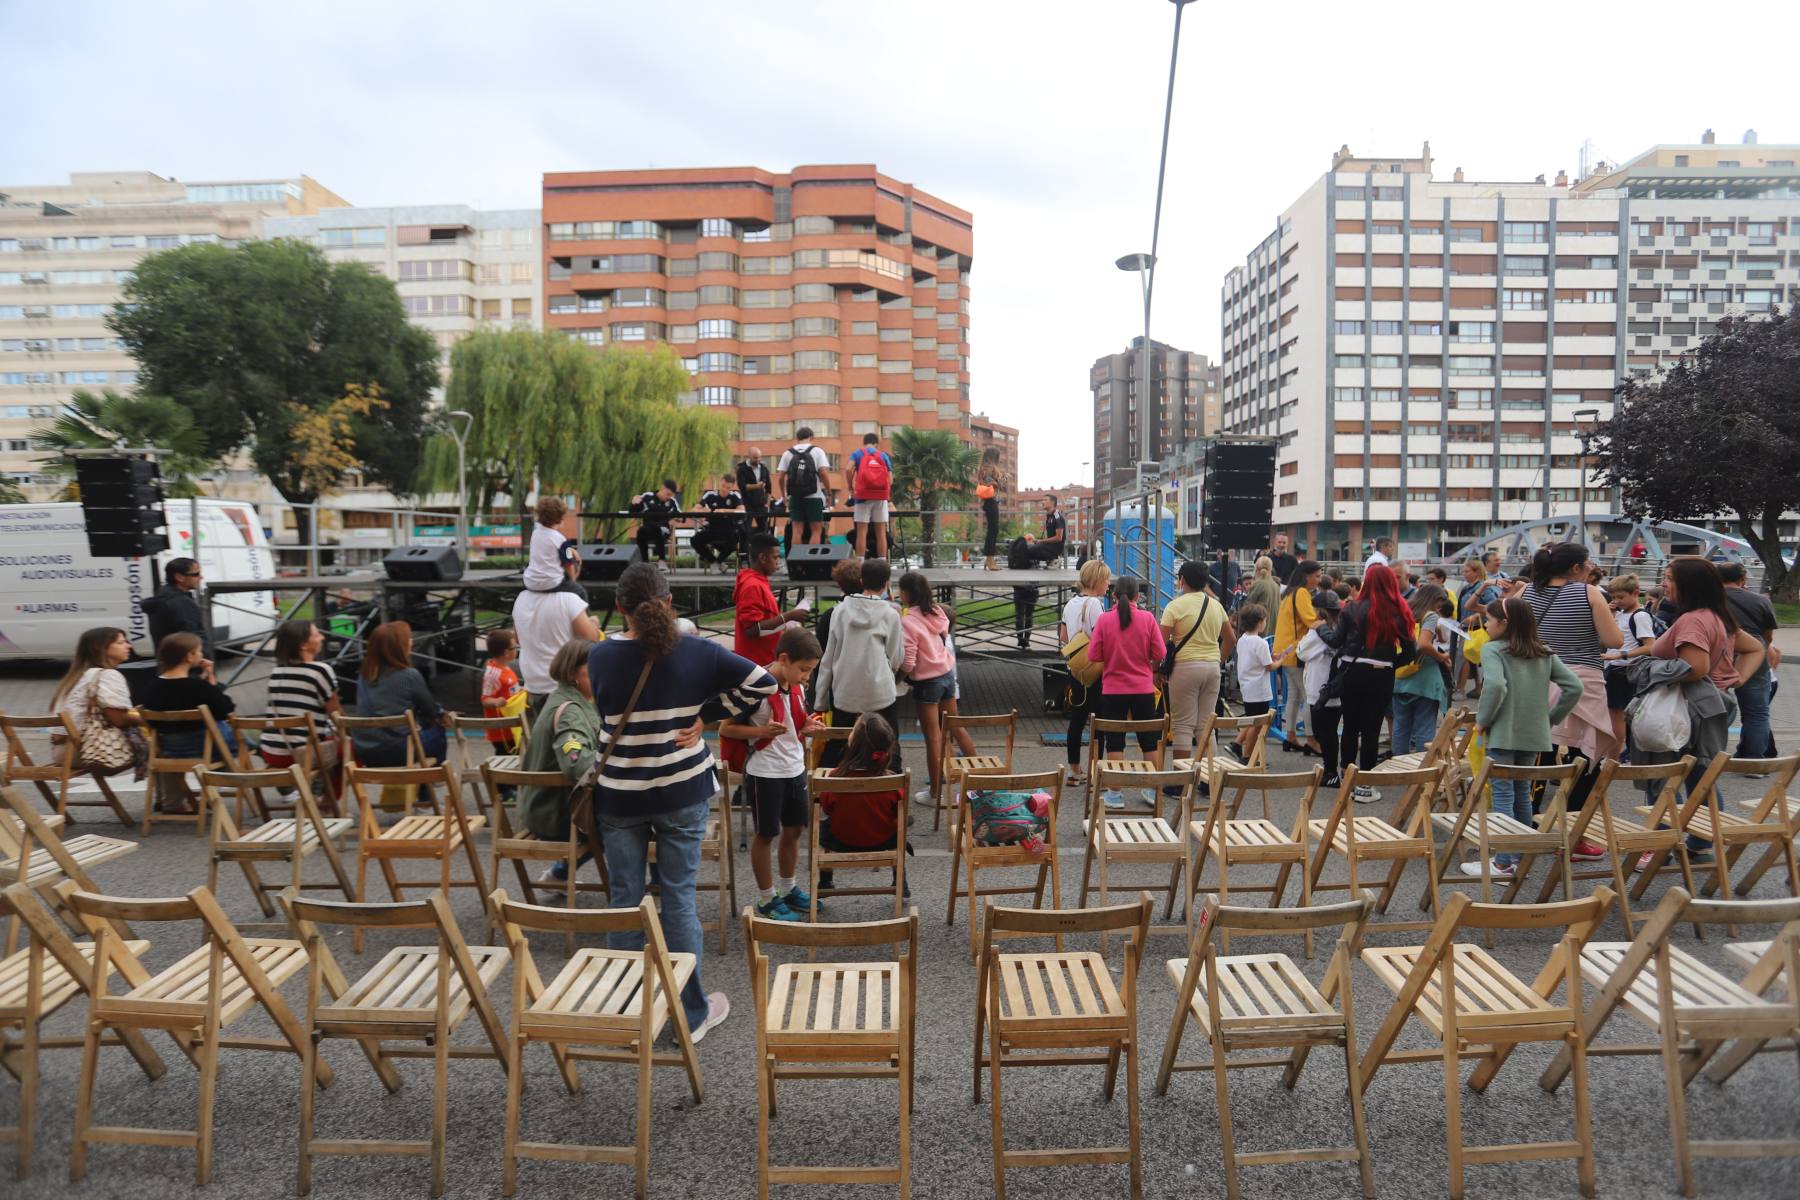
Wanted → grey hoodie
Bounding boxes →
[815,593,905,713]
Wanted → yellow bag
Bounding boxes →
[1463,625,1490,665]
[1394,621,1425,679]
[1061,631,1103,687]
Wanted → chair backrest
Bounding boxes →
[138,706,232,766]
[481,761,567,839]
[802,724,853,770]
[1092,714,1171,740]
[1417,707,1476,765]
[1,784,94,884]
[334,711,425,767]
[1712,751,1800,827]
[1195,709,1273,759]
[1409,889,1615,1023]
[806,767,911,845]
[491,891,684,1032]
[196,764,325,845]
[2,879,146,999]
[980,896,1153,1013]
[449,713,530,768]
[64,885,273,1013]
[1465,756,1586,830]
[1202,765,1323,833]
[344,762,466,838]
[1091,762,1195,822]
[0,711,78,780]
[957,768,1063,850]
[1335,763,1448,837]
[941,710,1018,762]
[227,712,320,765]
[1589,756,1693,831]
[1191,893,1373,1017]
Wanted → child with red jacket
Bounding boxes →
[816,712,910,897]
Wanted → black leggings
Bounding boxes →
[982,497,1000,556]
[1311,701,1342,781]
[1099,690,1161,754]
[1066,682,1098,766]
[1338,663,1395,773]
[635,525,669,561]
[692,524,736,565]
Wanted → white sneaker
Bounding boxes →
[912,788,938,807]
[688,991,731,1044]
[1460,859,1514,878]
[1352,785,1382,804]
[1102,790,1126,810]
[535,864,569,886]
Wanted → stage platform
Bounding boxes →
[205,564,1080,594]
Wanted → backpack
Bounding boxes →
[967,789,1051,851]
[785,444,819,497]
[853,448,891,500]
[1005,535,1032,570]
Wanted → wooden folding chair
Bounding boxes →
[63,885,329,1185]
[1,785,136,954]
[1540,889,1800,1196]
[645,767,738,953]
[483,762,608,950]
[1428,757,1585,919]
[946,769,1063,960]
[802,723,854,771]
[335,711,435,777]
[932,709,1017,843]
[1665,752,1800,909]
[1540,756,1700,937]
[744,907,918,1200]
[975,897,1152,1200]
[1308,763,1448,933]
[138,707,234,837]
[1080,762,1193,937]
[1358,889,1615,1200]
[0,711,132,826]
[281,891,508,1199]
[1156,895,1377,1200]
[490,892,702,1199]
[449,712,529,819]
[1175,710,1275,787]
[808,766,910,920]
[231,713,342,817]
[1188,767,1321,955]
[1371,706,1475,779]
[1,882,165,1180]
[1085,712,1173,813]
[1707,935,1800,1085]
[199,767,353,927]
[343,763,488,952]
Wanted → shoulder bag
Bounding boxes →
[1059,597,1104,687]
[567,659,656,870]
[1158,593,1211,679]
[76,674,147,778]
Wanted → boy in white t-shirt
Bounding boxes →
[522,496,586,597]
[1233,603,1274,762]
[721,627,825,922]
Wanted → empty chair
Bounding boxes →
[1187,767,1321,955]
[945,769,1063,960]
[1308,763,1448,932]
[1429,756,1586,910]
[449,712,530,818]
[1156,895,1376,1200]
[1663,752,1800,907]
[343,762,487,951]
[1545,756,1699,936]
[282,890,509,1199]
[63,885,328,1185]
[1080,762,1194,937]
[975,897,1152,1200]
[1084,712,1172,813]
[197,767,354,926]
[491,892,702,1200]
[1,785,136,953]
[744,906,918,1199]
[1174,710,1275,785]
[0,711,133,825]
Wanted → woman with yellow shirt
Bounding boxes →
[1272,560,1323,755]
[1159,560,1237,765]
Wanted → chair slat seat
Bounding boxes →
[4,832,136,886]
[1165,952,1340,1033]
[1430,810,1556,847]
[1362,943,1564,1034]
[1723,940,1772,971]
[993,951,1125,1029]
[227,816,354,850]
[0,937,149,1019]
[110,938,310,1027]
[765,961,901,1046]
[1580,942,1782,1030]
[318,943,509,1030]
[376,813,485,847]
[1196,817,1303,856]
[947,754,1005,775]
[522,946,696,1038]
[1373,752,1427,773]
[1082,816,1180,848]
[1633,804,1784,841]
[1309,815,1419,854]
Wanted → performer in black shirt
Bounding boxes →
[630,479,681,566]
[693,472,744,571]
[735,449,772,535]
[1023,494,1067,564]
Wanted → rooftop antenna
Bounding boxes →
[1579,137,1592,180]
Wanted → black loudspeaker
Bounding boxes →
[579,544,641,583]
[382,545,464,582]
[1203,439,1275,551]
[1205,440,1278,483]
[75,455,168,558]
[1206,496,1274,526]
[785,542,851,582]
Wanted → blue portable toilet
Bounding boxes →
[1100,500,1179,609]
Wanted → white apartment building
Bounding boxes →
[1220,133,1799,559]
[0,171,350,497]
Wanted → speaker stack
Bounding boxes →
[579,544,641,583]
[381,545,465,582]
[74,454,168,559]
[785,542,851,582]
[1203,440,1277,551]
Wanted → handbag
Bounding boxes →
[567,659,657,870]
[1059,597,1103,687]
[975,483,997,500]
[76,680,145,777]
[1628,682,1690,753]
[1395,620,1426,679]
[1158,594,1211,679]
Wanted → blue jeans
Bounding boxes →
[1390,693,1441,756]
[599,797,710,1030]
[1735,671,1774,759]
[1487,747,1537,867]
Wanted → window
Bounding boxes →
[1335,354,1365,368]
[1370,187,1403,201]
[577,294,607,313]
[402,295,469,316]
[548,220,666,241]
[740,289,791,308]
[792,316,838,337]
[793,384,838,404]
[1333,387,1364,403]
[1334,186,1365,200]
[1370,354,1401,368]
[52,304,108,318]
[689,352,737,373]
[1747,223,1775,246]
[1333,320,1365,335]
[696,318,737,339]
[1408,321,1442,336]
[792,350,837,371]
[609,322,664,341]
[1503,256,1547,275]
[610,287,664,307]
[851,353,877,368]
[1502,221,1548,244]
[698,386,737,406]
[740,255,791,275]
[1370,321,1402,336]
[699,218,735,239]
[792,216,834,235]
[1452,389,1494,408]
[1370,223,1402,235]
[1449,321,1494,342]
[878,326,910,342]
[1447,225,1485,243]
[1370,388,1401,403]
[480,299,503,320]
[793,283,834,303]
[397,260,471,281]
[1565,289,1614,304]
[878,359,910,374]
[1502,289,1546,311]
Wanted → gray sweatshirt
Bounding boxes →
[814,593,905,713]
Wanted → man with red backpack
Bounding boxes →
[847,431,894,560]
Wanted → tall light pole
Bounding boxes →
[447,409,473,556]
[1115,252,1157,498]
[1573,407,1599,549]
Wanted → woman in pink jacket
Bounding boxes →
[898,570,958,803]
[1085,576,1168,809]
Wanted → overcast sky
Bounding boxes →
[3,0,1791,487]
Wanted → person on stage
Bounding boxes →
[630,479,681,568]
[693,472,743,572]
[736,447,772,535]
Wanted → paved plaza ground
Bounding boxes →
[3,650,1798,1199]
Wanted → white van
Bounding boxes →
[0,500,277,660]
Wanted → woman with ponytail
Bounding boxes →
[1085,575,1167,809]
[585,562,778,1042]
[1318,561,1415,800]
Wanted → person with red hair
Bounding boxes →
[1317,561,1416,801]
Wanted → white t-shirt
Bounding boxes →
[1296,629,1336,708]
[1061,594,1103,639]
[1609,605,1657,667]
[744,687,807,779]
[1364,550,1391,572]
[59,666,132,723]
[522,523,566,592]
[776,443,830,498]
[512,588,590,694]
[1236,634,1275,703]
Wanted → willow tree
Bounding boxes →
[417,329,733,532]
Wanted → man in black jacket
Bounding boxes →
[140,557,211,660]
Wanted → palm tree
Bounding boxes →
[889,426,977,566]
[0,476,25,504]
[32,389,212,498]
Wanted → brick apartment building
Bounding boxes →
[540,165,973,488]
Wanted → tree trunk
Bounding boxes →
[1737,506,1796,601]
[920,499,938,568]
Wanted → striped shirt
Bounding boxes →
[260,662,336,754]
[587,634,777,819]
[1527,581,1605,669]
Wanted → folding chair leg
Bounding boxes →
[69,1016,101,1181]
[1125,1035,1142,1200]
[987,990,1007,1200]
[194,1015,221,1185]
[1443,1033,1465,1200]
[431,1029,449,1198]
[944,839,962,927]
[636,1029,653,1200]
[1660,998,1695,1197]
[15,1012,38,1179]
[1211,1024,1241,1200]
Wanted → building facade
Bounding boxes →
[1017,483,1095,548]
[540,165,973,480]
[1090,337,1220,512]
[1220,134,1798,560]
[969,412,1019,508]
[0,172,349,495]
[263,205,542,361]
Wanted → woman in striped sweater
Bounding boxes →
[586,562,778,1042]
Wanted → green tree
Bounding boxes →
[108,238,439,544]
[1593,302,1800,600]
[890,426,977,566]
[31,389,212,498]
[0,476,25,504]
[414,329,733,531]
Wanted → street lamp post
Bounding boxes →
[447,410,473,557]
[1115,252,1157,497]
[1573,407,1599,548]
